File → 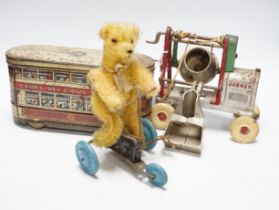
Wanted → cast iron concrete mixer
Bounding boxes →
[147,27,261,154]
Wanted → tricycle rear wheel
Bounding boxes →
[76,141,99,175]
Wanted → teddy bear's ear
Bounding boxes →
[99,24,110,40]
[133,25,140,40]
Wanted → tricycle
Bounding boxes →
[75,118,168,187]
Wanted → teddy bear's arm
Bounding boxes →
[87,70,126,112]
[129,61,159,98]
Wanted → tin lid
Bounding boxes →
[6,45,155,70]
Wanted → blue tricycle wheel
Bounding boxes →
[75,141,99,175]
[141,118,158,151]
[146,163,168,187]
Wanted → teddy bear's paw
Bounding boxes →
[145,85,160,98]
[86,69,98,85]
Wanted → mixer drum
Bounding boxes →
[179,47,219,84]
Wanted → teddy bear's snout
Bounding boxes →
[127,50,133,54]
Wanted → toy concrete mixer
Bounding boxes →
[147,27,261,153]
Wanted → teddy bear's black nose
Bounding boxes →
[127,50,133,54]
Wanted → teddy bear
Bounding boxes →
[87,23,159,148]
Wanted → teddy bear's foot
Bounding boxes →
[92,125,123,148]
[92,131,120,148]
[91,112,124,148]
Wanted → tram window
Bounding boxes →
[72,96,84,112]
[72,73,86,84]
[41,93,54,108]
[23,69,37,79]
[14,68,22,79]
[55,72,70,82]
[16,90,22,105]
[25,92,40,106]
[38,71,53,81]
[84,97,91,112]
[56,95,70,109]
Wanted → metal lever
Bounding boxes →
[146,32,166,44]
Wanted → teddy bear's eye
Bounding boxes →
[131,40,134,44]
[111,38,118,43]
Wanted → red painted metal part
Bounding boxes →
[15,81,91,96]
[21,106,101,126]
[240,126,250,135]
[210,36,229,105]
[159,26,172,97]
[167,32,172,80]
[157,112,167,121]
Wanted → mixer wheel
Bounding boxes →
[234,105,260,120]
[229,116,259,144]
[151,103,174,130]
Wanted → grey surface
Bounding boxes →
[0,0,278,210]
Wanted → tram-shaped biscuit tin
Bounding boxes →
[6,45,155,132]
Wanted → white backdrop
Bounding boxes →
[0,0,278,210]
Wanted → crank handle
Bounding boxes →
[146,32,166,44]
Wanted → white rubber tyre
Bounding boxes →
[252,105,260,120]
[234,105,260,120]
[151,103,174,130]
[229,116,259,144]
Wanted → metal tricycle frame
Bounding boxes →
[75,118,168,187]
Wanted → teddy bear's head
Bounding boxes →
[99,23,139,66]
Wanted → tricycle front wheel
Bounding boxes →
[146,163,168,187]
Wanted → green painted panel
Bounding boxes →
[225,35,238,72]
[172,41,179,68]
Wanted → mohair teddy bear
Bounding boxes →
[87,23,159,148]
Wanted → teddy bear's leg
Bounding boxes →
[91,93,124,147]
[122,91,145,145]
